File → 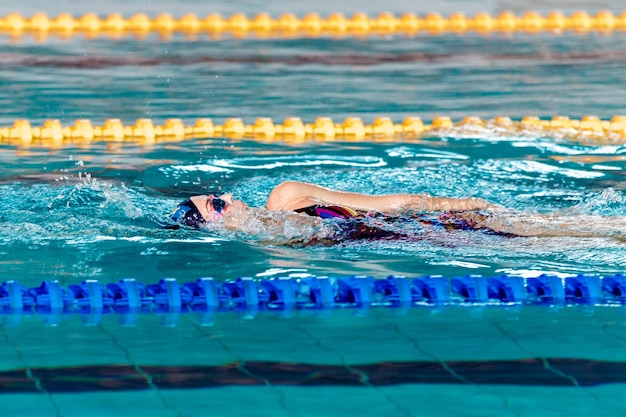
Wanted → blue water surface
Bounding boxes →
[2,0,626,416]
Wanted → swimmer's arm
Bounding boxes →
[405,194,497,212]
[266,181,495,213]
[266,181,406,212]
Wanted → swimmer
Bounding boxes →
[171,181,491,225]
[169,181,626,245]
[170,181,502,244]
[172,180,495,219]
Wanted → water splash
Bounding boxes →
[557,188,626,216]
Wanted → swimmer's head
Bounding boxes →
[170,198,209,228]
[170,194,248,228]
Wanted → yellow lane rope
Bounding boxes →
[0,11,625,39]
[1,116,626,148]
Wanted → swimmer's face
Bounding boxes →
[189,194,248,222]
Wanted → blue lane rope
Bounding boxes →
[1,274,625,325]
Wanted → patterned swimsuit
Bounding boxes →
[295,205,515,242]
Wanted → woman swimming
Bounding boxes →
[171,181,493,223]
[169,181,626,245]
[170,181,497,244]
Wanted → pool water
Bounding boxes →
[2,0,626,416]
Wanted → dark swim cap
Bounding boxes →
[170,198,206,228]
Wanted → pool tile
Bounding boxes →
[97,314,239,366]
[378,383,518,417]
[484,384,625,417]
[281,385,400,417]
[0,332,24,371]
[495,306,626,361]
[1,316,130,369]
[159,386,291,417]
[52,390,180,417]
[0,393,58,417]
[213,313,346,365]
[389,308,531,361]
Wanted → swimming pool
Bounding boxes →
[2,0,626,416]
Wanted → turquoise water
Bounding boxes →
[2,0,626,416]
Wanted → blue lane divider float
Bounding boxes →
[1,274,626,325]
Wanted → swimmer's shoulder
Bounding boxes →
[266,181,321,211]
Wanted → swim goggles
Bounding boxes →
[210,196,226,214]
[170,196,226,228]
